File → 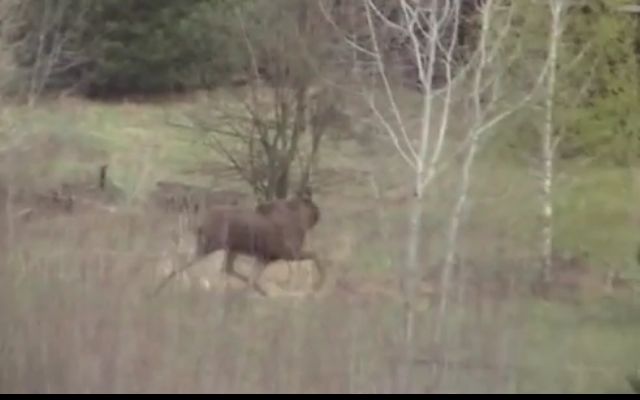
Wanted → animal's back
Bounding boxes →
[196,206,278,257]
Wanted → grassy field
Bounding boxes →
[1,93,639,393]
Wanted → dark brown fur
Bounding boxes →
[152,189,324,296]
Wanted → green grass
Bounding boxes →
[2,94,638,268]
[1,98,217,199]
[514,298,640,393]
[3,93,639,276]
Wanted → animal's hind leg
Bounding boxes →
[151,256,199,297]
[248,259,268,297]
[223,251,250,285]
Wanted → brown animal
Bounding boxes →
[152,188,324,296]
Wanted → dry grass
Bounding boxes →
[1,95,640,393]
[0,204,401,393]
[1,198,638,394]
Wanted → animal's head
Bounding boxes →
[255,187,320,231]
[292,186,320,229]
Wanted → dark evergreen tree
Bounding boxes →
[5,0,244,98]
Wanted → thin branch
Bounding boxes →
[425,0,460,182]
[413,1,440,183]
[317,0,379,57]
[364,0,417,162]
[367,93,417,169]
[367,0,406,32]
[475,59,551,138]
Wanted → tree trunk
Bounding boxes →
[398,180,424,393]
[541,0,562,283]
[436,131,480,343]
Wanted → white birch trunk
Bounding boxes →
[370,1,439,391]
[435,0,553,345]
[541,0,563,282]
[436,0,492,342]
[398,179,423,393]
[436,133,479,336]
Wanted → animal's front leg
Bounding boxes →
[151,250,205,297]
[285,260,294,288]
[249,259,268,297]
[298,250,326,292]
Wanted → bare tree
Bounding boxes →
[321,0,551,392]
[5,0,89,106]
[172,0,344,202]
[435,0,553,331]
